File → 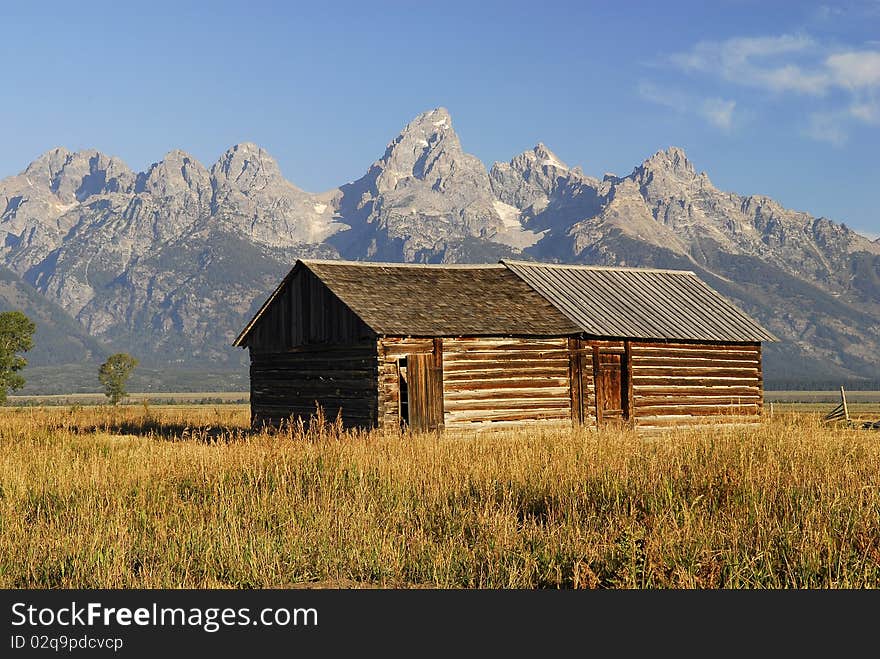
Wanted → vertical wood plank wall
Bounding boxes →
[407,352,445,432]
[628,341,763,429]
[246,267,373,351]
[442,338,571,429]
[249,343,378,429]
[584,340,625,425]
[568,339,596,427]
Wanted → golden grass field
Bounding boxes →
[1,402,878,589]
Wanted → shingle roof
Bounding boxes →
[235,258,776,345]
[502,260,777,342]
[299,260,583,336]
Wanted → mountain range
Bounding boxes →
[2,107,878,393]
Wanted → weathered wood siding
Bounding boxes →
[568,339,596,426]
[250,330,764,432]
[250,343,378,429]
[377,338,435,431]
[442,338,571,428]
[629,341,763,429]
[573,340,630,427]
[246,267,373,353]
[408,351,444,432]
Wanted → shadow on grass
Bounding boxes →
[56,406,357,444]
[111,420,250,443]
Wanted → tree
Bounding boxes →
[98,353,139,405]
[0,311,36,403]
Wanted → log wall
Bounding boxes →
[441,338,571,429]
[377,338,435,431]
[250,334,764,433]
[250,343,378,429]
[571,340,616,427]
[629,341,763,429]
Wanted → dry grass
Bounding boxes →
[0,404,878,589]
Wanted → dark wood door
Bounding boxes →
[570,345,591,425]
[595,350,628,424]
[407,353,444,432]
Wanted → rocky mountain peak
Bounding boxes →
[490,142,585,209]
[403,106,453,138]
[211,142,286,192]
[629,146,714,205]
[503,143,569,176]
[20,147,135,202]
[135,150,211,200]
[640,146,697,177]
[531,143,568,170]
[206,142,338,249]
[331,107,507,260]
[23,146,72,178]
[1,109,879,388]
[393,107,456,148]
[371,107,467,188]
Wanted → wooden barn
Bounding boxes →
[233,259,776,432]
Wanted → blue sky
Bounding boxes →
[1,0,878,236]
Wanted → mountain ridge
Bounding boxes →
[1,107,878,389]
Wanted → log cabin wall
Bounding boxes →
[249,343,378,429]
[377,337,436,431]
[629,340,763,430]
[442,337,571,429]
[568,339,595,427]
[245,266,378,429]
[503,260,775,432]
[237,260,774,433]
[571,339,628,427]
[249,334,763,432]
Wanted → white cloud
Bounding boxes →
[806,112,849,146]
[804,98,879,145]
[826,51,880,88]
[670,34,829,94]
[637,82,686,110]
[701,98,737,130]
[670,36,880,96]
[638,82,737,132]
[673,34,814,68]
[849,99,880,122]
[657,34,880,144]
[757,64,831,94]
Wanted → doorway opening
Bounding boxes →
[398,352,443,432]
[571,341,631,426]
[397,357,409,430]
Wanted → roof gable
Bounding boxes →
[234,258,776,346]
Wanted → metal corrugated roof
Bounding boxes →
[235,259,777,346]
[502,260,777,342]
